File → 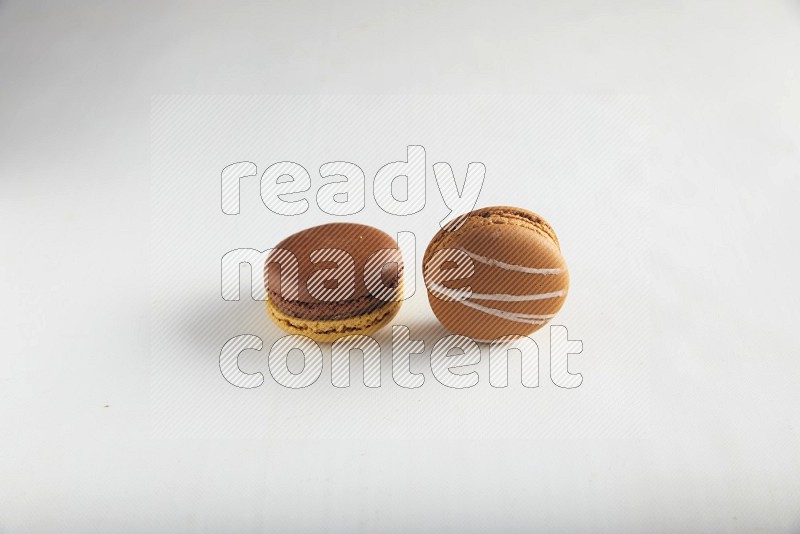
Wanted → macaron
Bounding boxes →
[265,223,403,342]
[423,206,569,341]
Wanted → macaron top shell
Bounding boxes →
[423,207,569,340]
[266,223,402,321]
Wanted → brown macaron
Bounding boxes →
[265,223,403,342]
[423,207,569,341]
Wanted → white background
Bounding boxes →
[2,1,799,532]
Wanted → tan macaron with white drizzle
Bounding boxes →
[423,206,569,341]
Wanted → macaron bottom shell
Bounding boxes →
[267,298,402,343]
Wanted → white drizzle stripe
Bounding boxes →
[429,282,565,303]
[463,250,562,275]
[457,300,549,324]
